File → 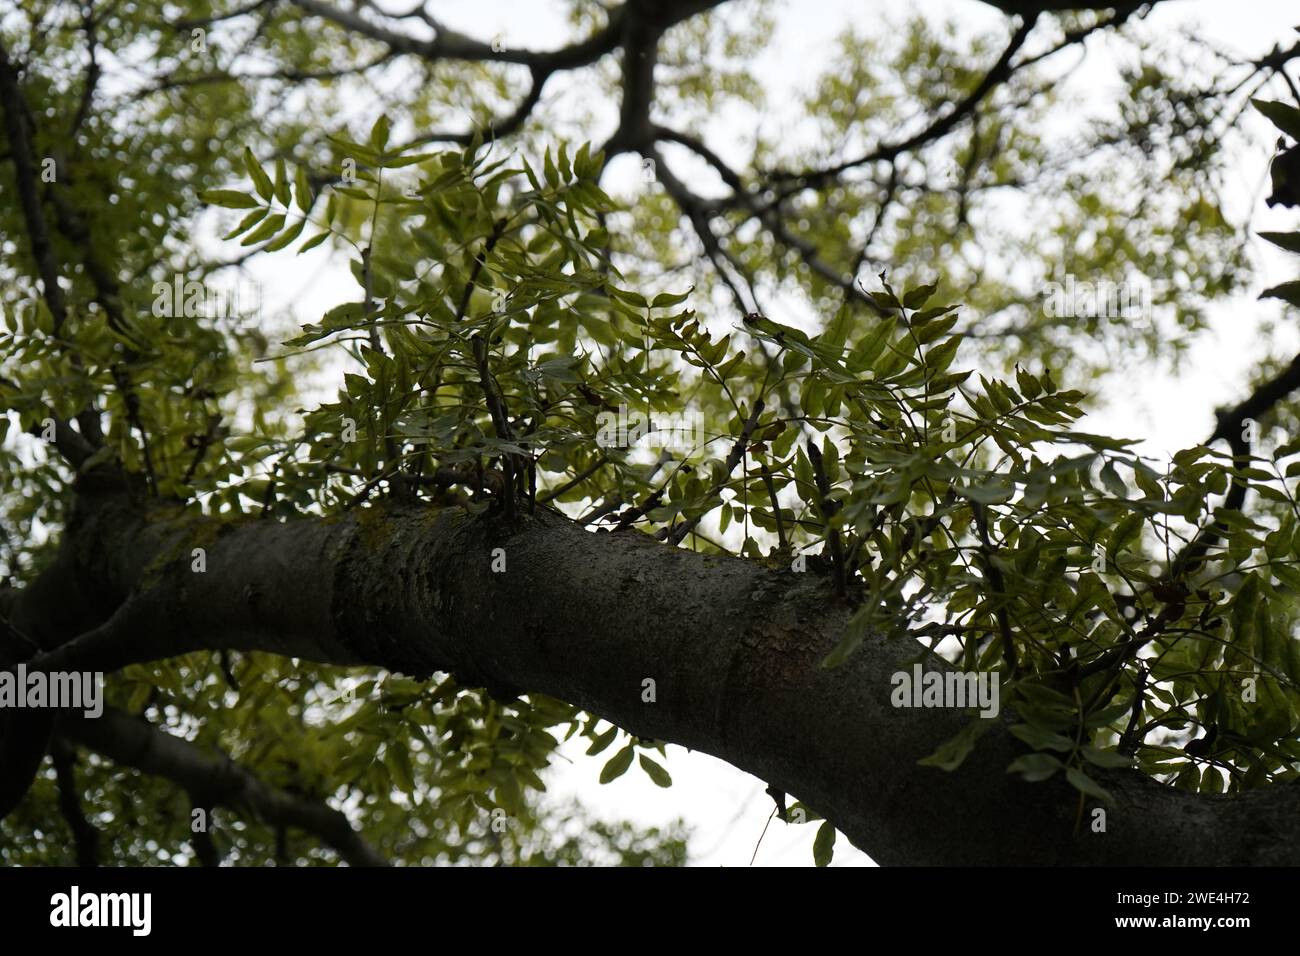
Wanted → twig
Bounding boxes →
[805,440,845,598]
[51,740,99,867]
[539,454,608,504]
[666,399,765,546]
[971,501,1016,676]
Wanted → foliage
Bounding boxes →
[2,2,1299,866]
[174,117,1300,852]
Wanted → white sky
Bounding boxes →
[230,0,1300,866]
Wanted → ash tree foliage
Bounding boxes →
[3,0,1300,867]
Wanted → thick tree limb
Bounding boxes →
[10,474,1300,865]
[2,0,1280,869]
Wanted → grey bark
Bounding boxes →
[9,471,1299,865]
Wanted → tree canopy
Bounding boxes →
[3,0,1300,867]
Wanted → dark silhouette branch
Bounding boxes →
[764,14,1042,193]
[1175,348,1300,575]
[51,739,100,867]
[62,706,389,867]
[288,0,629,70]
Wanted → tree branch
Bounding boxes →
[1175,348,1300,575]
[288,0,628,70]
[51,739,100,866]
[62,706,389,867]
[10,476,1300,865]
[764,14,1041,193]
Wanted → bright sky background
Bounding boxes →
[227,0,1300,866]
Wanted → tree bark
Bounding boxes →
[6,467,1299,866]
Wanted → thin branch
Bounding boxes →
[666,398,765,546]
[51,739,100,867]
[538,454,608,505]
[62,707,389,867]
[764,15,1041,193]
[0,38,70,335]
[806,439,846,598]
[0,37,103,458]
[1174,348,1300,575]
[288,0,628,70]
[971,501,1017,676]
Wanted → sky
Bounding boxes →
[226,0,1300,866]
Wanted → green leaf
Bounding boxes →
[201,189,260,209]
[264,217,306,251]
[369,114,391,151]
[1083,701,1133,728]
[608,285,646,308]
[495,774,524,815]
[912,315,960,348]
[222,206,267,240]
[543,148,559,189]
[321,301,365,328]
[812,821,836,867]
[903,282,937,310]
[638,753,672,787]
[1253,98,1300,140]
[1109,513,1144,554]
[599,743,635,783]
[918,718,992,771]
[243,147,274,201]
[240,213,286,246]
[295,166,314,213]
[1015,365,1042,401]
[958,481,1013,505]
[1273,561,1300,592]
[1258,230,1300,254]
[585,725,617,756]
[1261,280,1300,307]
[851,316,896,370]
[1099,460,1127,499]
[1006,752,1064,782]
[384,743,414,794]
[865,287,901,312]
[1008,723,1074,752]
[273,158,291,206]
[574,141,592,179]
[652,289,692,308]
[1066,766,1114,804]
[298,231,331,254]
[1080,745,1135,769]
[922,336,960,374]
